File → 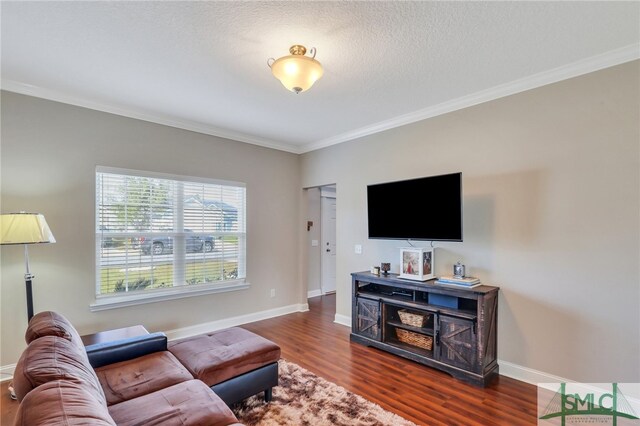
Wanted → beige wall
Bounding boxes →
[301,61,640,382]
[2,61,638,382]
[0,92,303,366]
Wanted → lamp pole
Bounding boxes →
[24,244,34,321]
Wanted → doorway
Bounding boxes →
[320,193,336,294]
[305,185,336,299]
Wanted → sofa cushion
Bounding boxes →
[25,311,84,350]
[13,335,106,405]
[14,380,116,426]
[95,351,193,405]
[108,379,241,426]
[168,327,281,386]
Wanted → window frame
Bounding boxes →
[91,166,248,311]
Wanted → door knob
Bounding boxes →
[326,249,331,252]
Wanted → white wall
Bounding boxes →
[301,61,640,382]
[0,92,303,366]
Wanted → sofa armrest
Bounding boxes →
[86,332,167,368]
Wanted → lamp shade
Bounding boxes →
[269,45,323,94]
[0,213,56,245]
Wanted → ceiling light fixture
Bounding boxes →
[268,45,323,94]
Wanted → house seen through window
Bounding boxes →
[96,168,246,298]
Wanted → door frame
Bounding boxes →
[320,192,336,294]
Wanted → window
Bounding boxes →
[94,167,246,309]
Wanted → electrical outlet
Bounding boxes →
[355,244,362,254]
[270,289,276,298]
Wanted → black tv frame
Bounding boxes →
[367,172,464,242]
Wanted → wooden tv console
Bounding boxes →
[350,271,499,386]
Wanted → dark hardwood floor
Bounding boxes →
[1,294,538,425]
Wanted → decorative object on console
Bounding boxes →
[371,266,380,275]
[453,261,465,278]
[436,275,481,289]
[399,247,434,281]
[398,309,429,327]
[268,45,324,94]
[380,262,391,275]
[0,212,56,321]
[395,328,433,350]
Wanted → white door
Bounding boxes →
[321,196,336,294]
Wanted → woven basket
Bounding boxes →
[398,309,429,328]
[395,329,433,351]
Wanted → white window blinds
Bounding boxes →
[96,168,246,297]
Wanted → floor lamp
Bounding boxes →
[0,212,55,400]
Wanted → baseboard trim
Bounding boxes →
[165,303,309,341]
[307,289,322,299]
[298,303,310,313]
[497,358,571,386]
[334,313,351,328]
[499,362,640,405]
[1,364,16,382]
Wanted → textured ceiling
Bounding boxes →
[2,2,639,153]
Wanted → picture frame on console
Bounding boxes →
[399,247,434,281]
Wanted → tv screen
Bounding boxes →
[367,172,462,241]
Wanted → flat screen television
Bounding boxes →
[367,172,463,241]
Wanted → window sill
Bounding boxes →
[90,280,250,312]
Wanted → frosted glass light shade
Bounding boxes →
[270,46,323,94]
[0,213,56,245]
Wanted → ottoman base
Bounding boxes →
[168,327,281,407]
[211,362,278,406]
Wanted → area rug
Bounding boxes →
[232,359,417,426]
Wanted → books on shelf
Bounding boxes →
[435,280,482,289]
[437,275,480,284]
[435,275,481,288]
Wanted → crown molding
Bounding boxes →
[2,43,638,156]
[0,80,303,154]
[301,43,640,153]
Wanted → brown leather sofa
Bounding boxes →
[12,311,244,426]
